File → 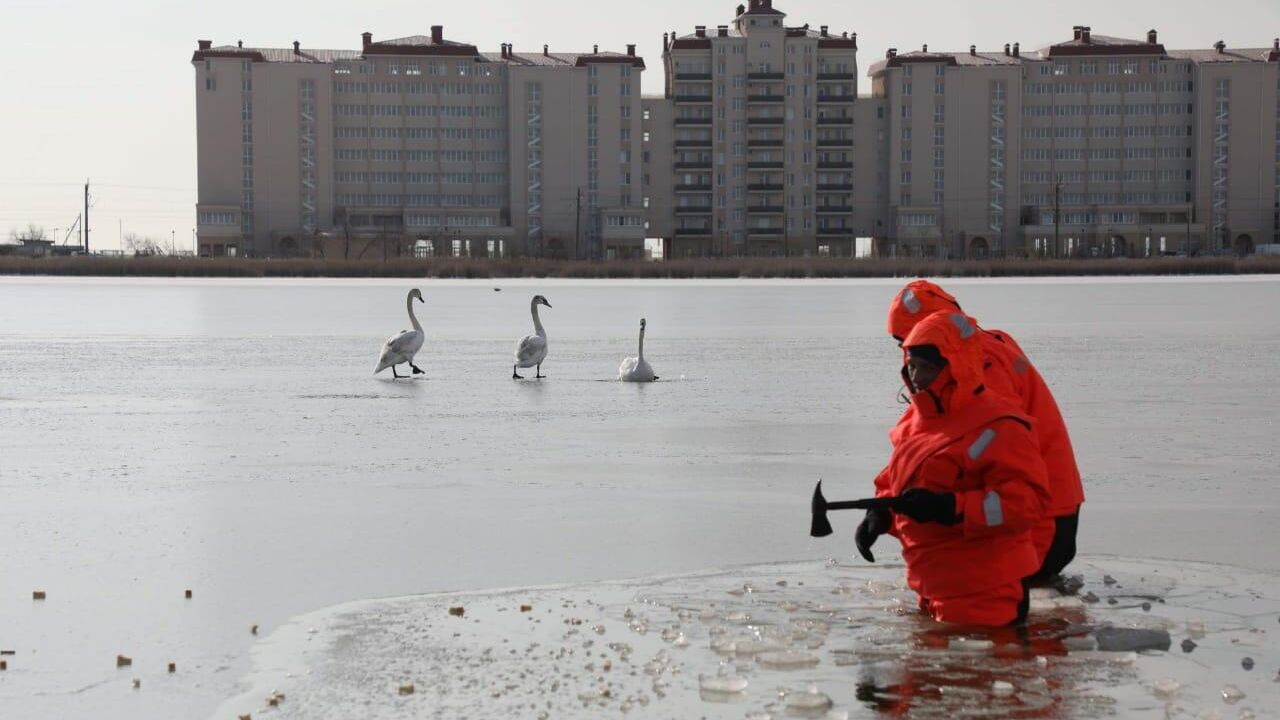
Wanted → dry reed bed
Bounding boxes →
[1,255,1277,279]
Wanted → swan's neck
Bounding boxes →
[406,294,422,332]
[531,301,545,337]
[637,325,646,362]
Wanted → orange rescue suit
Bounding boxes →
[875,311,1051,626]
[887,281,1084,555]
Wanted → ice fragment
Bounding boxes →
[948,638,994,652]
[1221,684,1246,703]
[1094,627,1171,652]
[756,650,820,669]
[1152,678,1180,698]
[784,687,833,713]
[698,673,748,693]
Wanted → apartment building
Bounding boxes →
[193,27,645,259]
[649,0,876,258]
[865,29,1280,258]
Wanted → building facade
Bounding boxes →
[193,7,1280,260]
[866,28,1280,258]
[651,0,871,258]
[193,28,645,259]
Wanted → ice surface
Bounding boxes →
[1,277,1278,719]
[216,557,1280,719]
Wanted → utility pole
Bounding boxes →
[1053,182,1061,259]
[83,179,90,254]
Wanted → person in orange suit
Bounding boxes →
[883,280,1083,585]
[858,311,1051,626]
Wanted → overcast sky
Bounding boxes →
[2,0,1277,251]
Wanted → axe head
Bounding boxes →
[810,480,834,538]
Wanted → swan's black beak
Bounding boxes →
[544,302,553,308]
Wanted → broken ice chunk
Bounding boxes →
[1152,678,1180,698]
[948,638,994,652]
[784,687,833,714]
[1221,684,1246,703]
[756,650,820,669]
[1094,627,1171,653]
[698,674,749,694]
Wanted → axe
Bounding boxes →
[810,480,899,538]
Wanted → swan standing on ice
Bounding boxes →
[513,295,552,379]
[374,288,426,379]
[619,318,659,382]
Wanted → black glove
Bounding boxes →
[895,489,960,525]
[855,508,893,563]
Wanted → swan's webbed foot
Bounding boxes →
[512,365,523,380]
[410,363,425,375]
[535,364,545,379]
[652,376,660,381]
[392,366,405,379]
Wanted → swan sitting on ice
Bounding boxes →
[513,295,552,379]
[374,289,425,378]
[619,318,658,382]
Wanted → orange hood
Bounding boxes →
[887,280,961,341]
[902,310,985,410]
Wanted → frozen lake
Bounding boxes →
[0,276,1277,719]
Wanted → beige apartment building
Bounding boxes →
[866,28,1280,258]
[193,7,1279,260]
[647,0,873,258]
[193,27,645,259]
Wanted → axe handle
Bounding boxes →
[825,497,899,512]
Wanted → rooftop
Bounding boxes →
[192,30,645,69]
[867,28,1280,75]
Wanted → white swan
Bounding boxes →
[513,295,552,379]
[374,288,425,378]
[619,318,658,382]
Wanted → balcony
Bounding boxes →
[817,116,854,125]
[748,72,785,81]
[747,139,784,148]
[674,94,713,104]
[817,183,853,192]
[747,94,785,104]
[817,227,855,236]
[817,73,856,81]
[747,227,785,236]
[817,138,854,148]
[747,161,784,170]
[674,116,713,126]
[675,73,712,81]
[747,117,784,126]
[747,183,784,192]
[675,205,713,215]
[675,227,712,237]
[674,160,713,170]
[747,205,785,214]
[816,205,854,214]
[674,139,713,148]
[817,95,855,104]
[817,160,854,169]
[675,183,713,193]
